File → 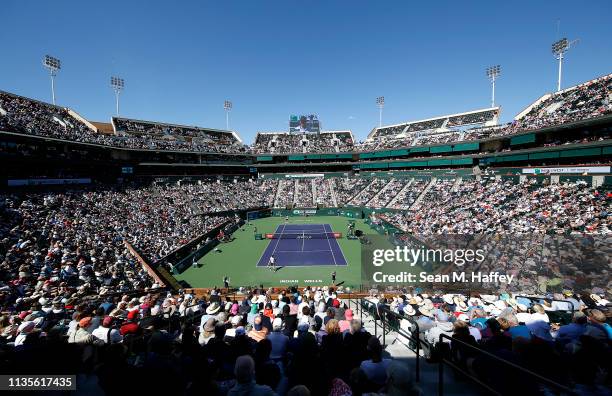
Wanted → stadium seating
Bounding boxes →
[361,108,499,150]
[252,131,355,154]
[381,176,610,234]
[313,177,337,207]
[113,117,246,153]
[0,91,245,153]
[0,91,101,144]
[2,74,610,156]
[0,174,610,395]
[361,73,612,150]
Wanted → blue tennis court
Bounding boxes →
[257,224,348,267]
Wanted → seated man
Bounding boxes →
[555,311,587,344]
[248,315,269,343]
[266,318,289,360]
[228,355,276,396]
[360,336,392,387]
[584,309,612,341]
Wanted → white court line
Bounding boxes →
[270,223,286,257]
[274,249,336,253]
[326,223,349,266]
[323,224,338,266]
[255,223,349,267]
[255,223,285,268]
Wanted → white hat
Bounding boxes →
[272,317,283,330]
[403,305,416,316]
[206,302,221,315]
[18,321,36,333]
[419,306,434,318]
[454,296,468,311]
[468,297,483,306]
[481,295,497,303]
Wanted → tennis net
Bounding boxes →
[265,232,342,240]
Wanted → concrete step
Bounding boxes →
[352,301,482,395]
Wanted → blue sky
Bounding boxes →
[1,1,611,143]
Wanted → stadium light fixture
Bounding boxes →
[224,100,233,130]
[552,37,578,92]
[42,55,61,105]
[376,96,385,128]
[485,65,501,108]
[110,76,125,116]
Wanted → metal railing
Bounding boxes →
[350,297,579,395]
[349,298,423,382]
[437,333,577,396]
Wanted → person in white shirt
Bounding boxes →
[297,299,309,320]
[92,317,123,344]
[515,304,532,324]
[267,255,276,272]
[528,304,550,324]
[14,321,36,347]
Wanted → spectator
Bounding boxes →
[267,317,289,360]
[92,316,123,344]
[228,355,276,396]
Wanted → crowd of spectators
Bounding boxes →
[0,92,246,154]
[367,289,611,395]
[274,180,295,208]
[347,178,389,207]
[293,180,314,208]
[113,117,247,153]
[365,179,405,209]
[387,178,429,210]
[330,178,370,206]
[313,178,336,207]
[382,177,610,234]
[3,74,610,156]
[0,180,277,301]
[361,73,612,151]
[414,132,462,146]
[0,283,423,395]
[252,132,355,154]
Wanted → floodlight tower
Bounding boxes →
[552,37,578,92]
[110,76,125,116]
[224,100,232,130]
[42,55,61,105]
[376,96,384,128]
[485,65,501,108]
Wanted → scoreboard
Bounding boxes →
[289,114,320,133]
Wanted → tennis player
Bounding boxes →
[268,255,276,272]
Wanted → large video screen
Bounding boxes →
[289,114,320,133]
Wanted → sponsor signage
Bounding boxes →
[522,166,610,175]
[285,174,324,178]
[8,178,92,186]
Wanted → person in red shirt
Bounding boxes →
[120,310,141,336]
